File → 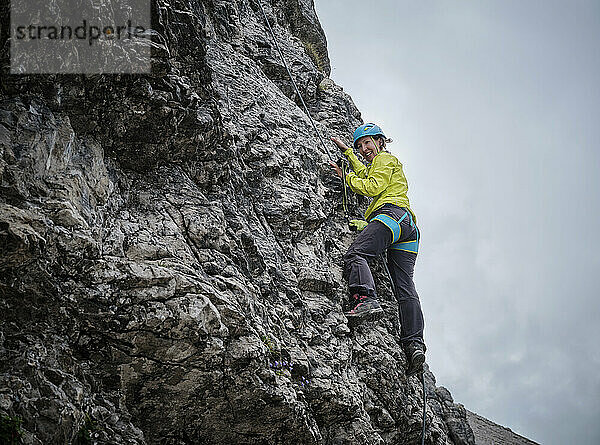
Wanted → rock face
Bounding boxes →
[1,0,484,443]
[467,411,539,445]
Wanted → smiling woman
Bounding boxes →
[329,122,426,377]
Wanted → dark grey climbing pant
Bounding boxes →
[343,204,425,346]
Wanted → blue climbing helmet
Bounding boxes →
[353,123,386,148]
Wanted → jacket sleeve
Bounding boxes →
[343,147,368,178]
[345,154,394,197]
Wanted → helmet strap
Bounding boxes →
[370,136,381,154]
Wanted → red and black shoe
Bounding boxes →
[344,294,383,322]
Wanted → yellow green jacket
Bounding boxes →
[344,148,416,222]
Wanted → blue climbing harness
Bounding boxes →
[371,211,419,254]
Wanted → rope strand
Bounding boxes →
[257,0,351,218]
[421,371,427,445]
[257,0,334,162]
[341,160,349,217]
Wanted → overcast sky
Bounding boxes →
[314,1,600,444]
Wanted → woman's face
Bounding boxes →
[356,136,380,162]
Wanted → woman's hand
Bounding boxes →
[331,136,350,153]
[329,160,343,178]
[349,220,368,232]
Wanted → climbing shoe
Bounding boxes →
[344,294,383,323]
[405,341,426,377]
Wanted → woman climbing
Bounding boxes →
[329,123,426,375]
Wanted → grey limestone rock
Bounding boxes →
[466,410,539,445]
[0,0,509,444]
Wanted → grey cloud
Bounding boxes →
[316,1,600,443]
